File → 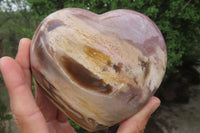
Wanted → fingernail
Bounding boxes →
[150,97,161,114]
[19,38,24,46]
[0,57,10,70]
[19,38,29,44]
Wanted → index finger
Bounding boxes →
[15,38,32,87]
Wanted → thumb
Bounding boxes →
[117,96,160,133]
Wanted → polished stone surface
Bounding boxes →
[30,8,167,131]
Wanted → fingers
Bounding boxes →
[35,82,68,123]
[0,57,49,133]
[15,38,31,70]
[35,83,72,133]
[57,110,68,123]
[35,82,57,122]
[15,38,32,87]
[47,120,76,133]
[117,96,160,133]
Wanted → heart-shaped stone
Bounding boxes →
[30,8,167,131]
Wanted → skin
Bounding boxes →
[0,38,160,133]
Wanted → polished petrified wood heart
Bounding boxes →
[30,8,167,131]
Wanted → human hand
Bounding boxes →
[0,38,160,133]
